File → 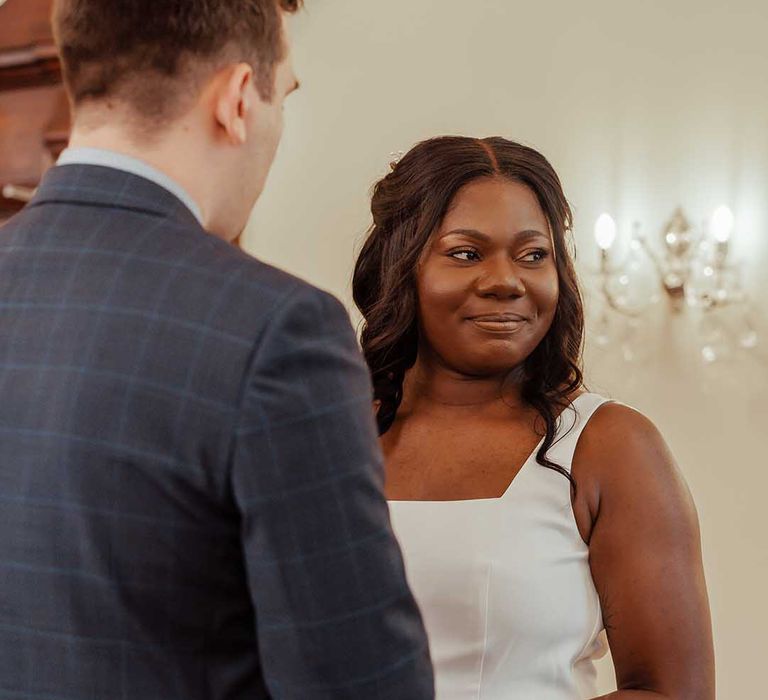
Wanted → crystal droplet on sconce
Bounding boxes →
[661,208,693,258]
[604,237,659,316]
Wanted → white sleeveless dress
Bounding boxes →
[388,393,611,699]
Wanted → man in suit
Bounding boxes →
[0,1,434,698]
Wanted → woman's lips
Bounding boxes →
[467,314,528,333]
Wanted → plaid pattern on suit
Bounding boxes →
[0,164,434,700]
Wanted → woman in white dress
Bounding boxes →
[352,136,715,699]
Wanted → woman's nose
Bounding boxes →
[475,258,526,298]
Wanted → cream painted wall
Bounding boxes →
[243,1,768,696]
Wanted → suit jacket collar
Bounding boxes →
[29,163,204,230]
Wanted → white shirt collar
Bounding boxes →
[57,147,204,226]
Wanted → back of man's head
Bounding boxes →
[52,0,303,242]
[53,0,301,127]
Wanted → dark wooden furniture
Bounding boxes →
[0,0,69,221]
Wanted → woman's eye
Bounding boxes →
[519,249,549,263]
[448,249,481,262]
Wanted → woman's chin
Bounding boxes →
[455,354,528,379]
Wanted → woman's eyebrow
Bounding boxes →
[440,228,492,242]
[440,228,549,243]
[514,229,550,244]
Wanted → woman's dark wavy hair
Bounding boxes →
[352,136,585,488]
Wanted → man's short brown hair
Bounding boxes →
[53,0,302,123]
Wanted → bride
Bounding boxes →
[353,136,715,699]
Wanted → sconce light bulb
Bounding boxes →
[595,213,617,251]
[711,205,734,244]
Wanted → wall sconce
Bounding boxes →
[591,206,759,363]
[595,213,617,262]
[593,213,659,320]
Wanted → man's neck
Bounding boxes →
[68,123,211,230]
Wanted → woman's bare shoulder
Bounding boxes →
[577,400,669,470]
[571,399,690,534]
[577,398,692,512]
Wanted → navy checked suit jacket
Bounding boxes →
[0,164,434,700]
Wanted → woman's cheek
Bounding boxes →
[529,270,559,311]
[418,267,471,311]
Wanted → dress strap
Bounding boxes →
[544,393,613,474]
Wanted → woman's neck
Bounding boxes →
[400,354,525,414]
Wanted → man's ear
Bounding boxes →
[213,63,254,145]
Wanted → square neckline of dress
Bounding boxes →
[387,393,588,505]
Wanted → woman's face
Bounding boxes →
[416,177,559,377]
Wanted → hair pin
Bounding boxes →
[389,150,405,171]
